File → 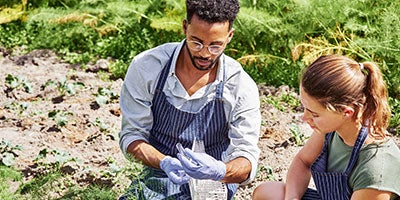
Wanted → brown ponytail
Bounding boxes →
[361,62,390,138]
[301,55,390,138]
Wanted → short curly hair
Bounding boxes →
[186,0,240,29]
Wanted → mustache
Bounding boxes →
[194,56,211,62]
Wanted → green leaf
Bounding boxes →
[2,152,15,166]
[95,95,108,106]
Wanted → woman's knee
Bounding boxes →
[252,181,285,200]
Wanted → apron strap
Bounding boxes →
[344,126,368,174]
[155,47,178,91]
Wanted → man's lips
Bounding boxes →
[196,58,211,66]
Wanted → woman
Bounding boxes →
[253,55,400,200]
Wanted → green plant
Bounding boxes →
[289,123,307,146]
[4,101,28,116]
[92,117,110,133]
[58,185,117,200]
[109,59,129,80]
[48,110,73,127]
[5,74,32,93]
[94,87,119,106]
[0,139,23,166]
[257,164,276,181]
[18,170,63,198]
[261,92,300,112]
[41,78,85,96]
[0,165,23,200]
[389,97,400,135]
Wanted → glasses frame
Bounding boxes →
[186,36,230,55]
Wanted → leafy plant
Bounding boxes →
[108,59,129,80]
[0,139,23,166]
[41,78,85,96]
[5,74,32,93]
[290,124,307,146]
[4,101,28,116]
[261,92,300,112]
[389,97,400,135]
[48,110,73,127]
[257,164,276,181]
[92,117,110,133]
[94,87,119,106]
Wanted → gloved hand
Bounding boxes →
[160,156,190,185]
[177,148,226,181]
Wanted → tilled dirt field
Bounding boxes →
[1,48,398,199]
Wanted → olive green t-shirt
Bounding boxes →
[327,132,400,199]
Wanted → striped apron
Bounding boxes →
[302,127,368,200]
[120,49,237,200]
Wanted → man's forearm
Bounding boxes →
[221,157,252,183]
[127,140,165,168]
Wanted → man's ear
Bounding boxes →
[183,19,188,35]
[227,28,235,43]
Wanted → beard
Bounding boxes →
[185,42,222,71]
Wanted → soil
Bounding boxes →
[0,48,398,199]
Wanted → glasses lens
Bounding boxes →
[186,40,224,55]
[187,41,203,51]
[208,45,223,55]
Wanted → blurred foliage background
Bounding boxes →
[0,0,399,133]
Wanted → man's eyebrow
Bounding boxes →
[189,36,224,44]
[190,36,202,42]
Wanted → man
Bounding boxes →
[119,0,261,199]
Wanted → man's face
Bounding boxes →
[183,14,233,71]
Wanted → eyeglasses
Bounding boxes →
[186,37,229,55]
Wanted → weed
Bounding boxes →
[0,165,23,200]
[289,124,307,146]
[257,164,277,181]
[58,185,117,200]
[18,170,63,198]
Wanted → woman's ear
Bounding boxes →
[343,106,355,118]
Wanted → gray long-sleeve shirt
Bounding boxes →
[119,40,261,184]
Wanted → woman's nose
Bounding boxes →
[302,110,311,122]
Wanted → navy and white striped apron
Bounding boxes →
[120,49,237,200]
[302,126,368,200]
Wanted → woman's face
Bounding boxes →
[300,87,347,135]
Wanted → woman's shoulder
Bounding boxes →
[350,138,400,196]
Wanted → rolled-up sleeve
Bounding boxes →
[119,58,155,157]
[118,42,182,157]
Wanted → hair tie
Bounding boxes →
[359,63,364,70]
